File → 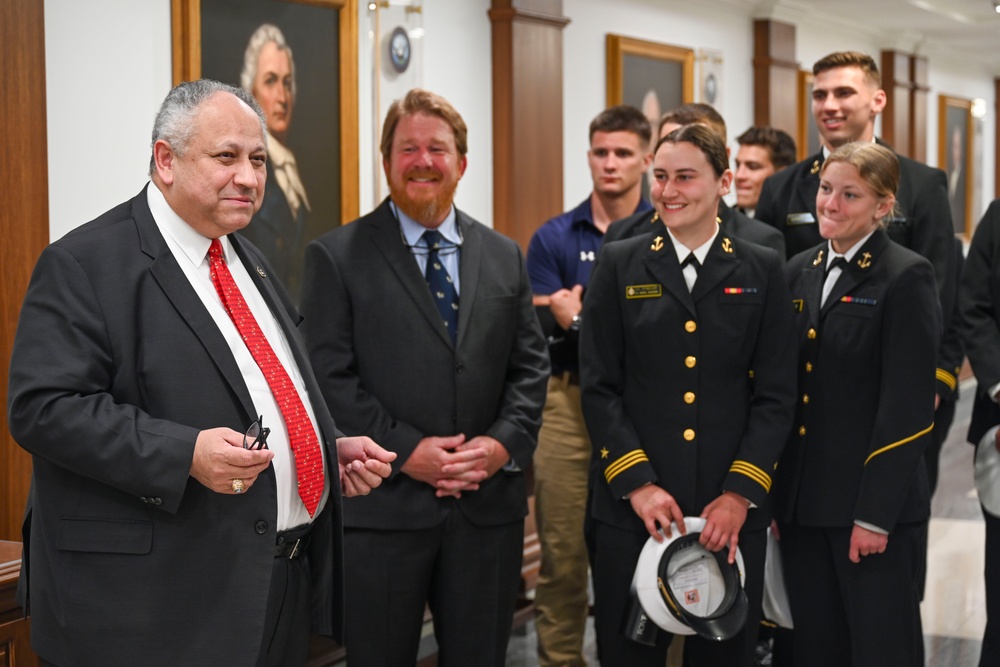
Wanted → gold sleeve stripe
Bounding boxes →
[936,368,957,391]
[729,461,772,492]
[605,450,650,483]
[864,423,935,466]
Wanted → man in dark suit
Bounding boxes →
[7,80,393,667]
[959,199,1000,665]
[605,103,786,257]
[300,88,549,666]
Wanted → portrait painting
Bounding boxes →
[606,34,694,201]
[939,95,973,236]
[172,0,359,302]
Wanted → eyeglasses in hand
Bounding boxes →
[244,415,270,450]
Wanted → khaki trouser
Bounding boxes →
[533,374,592,667]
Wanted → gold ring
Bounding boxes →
[232,478,245,494]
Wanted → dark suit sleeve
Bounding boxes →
[580,247,654,498]
[854,261,941,531]
[483,247,550,466]
[936,239,965,403]
[722,251,797,505]
[301,240,425,477]
[962,201,1000,390]
[7,245,199,514]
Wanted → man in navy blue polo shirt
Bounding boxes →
[526,105,652,667]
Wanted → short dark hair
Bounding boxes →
[588,105,652,146]
[813,51,881,88]
[659,103,727,142]
[149,79,265,176]
[381,88,468,160]
[656,123,729,178]
[736,126,797,169]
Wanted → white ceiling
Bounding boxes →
[750,0,1000,75]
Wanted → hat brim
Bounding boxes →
[633,517,747,640]
[975,426,1000,518]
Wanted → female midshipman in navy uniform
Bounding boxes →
[580,123,797,667]
[773,142,941,667]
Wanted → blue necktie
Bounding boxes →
[422,230,459,343]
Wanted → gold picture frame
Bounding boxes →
[171,0,359,228]
[797,70,820,161]
[606,34,694,114]
[938,95,974,237]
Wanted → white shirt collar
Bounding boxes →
[146,182,227,267]
[667,223,720,266]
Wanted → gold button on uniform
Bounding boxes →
[799,426,806,436]
[685,320,697,333]
[684,392,695,404]
[802,394,810,404]
[807,328,817,340]
[685,356,697,368]
[805,362,813,372]
[683,429,696,441]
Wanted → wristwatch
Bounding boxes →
[569,314,582,333]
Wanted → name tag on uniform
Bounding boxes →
[626,284,662,299]
[786,212,816,226]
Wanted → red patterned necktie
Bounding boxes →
[208,239,324,517]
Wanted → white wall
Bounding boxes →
[45,0,172,241]
[42,0,997,240]
[561,0,756,211]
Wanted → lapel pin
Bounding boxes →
[256,266,267,278]
[651,236,664,252]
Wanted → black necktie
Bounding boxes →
[422,230,459,343]
[825,256,847,276]
[681,253,700,272]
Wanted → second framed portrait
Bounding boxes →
[939,95,973,236]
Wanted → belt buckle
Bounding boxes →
[288,537,303,560]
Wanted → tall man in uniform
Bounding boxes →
[299,88,549,666]
[605,103,786,257]
[8,80,394,667]
[526,105,652,667]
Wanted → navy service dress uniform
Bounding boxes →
[773,229,941,667]
[580,230,797,666]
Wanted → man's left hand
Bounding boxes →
[336,436,396,497]
[450,435,510,479]
[699,491,749,563]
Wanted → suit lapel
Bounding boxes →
[691,234,739,303]
[368,200,454,348]
[643,233,696,316]
[456,212,481,347]
[820,231,886,318]
[134,191,257,421]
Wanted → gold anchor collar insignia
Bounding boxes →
[857,251,872,269]
[721,237,733,253]
[650,213,660,224]
[812,249,824,266]
[810,160,821,174]
[651,235,664,252]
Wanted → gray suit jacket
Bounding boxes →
[7,186,345,666]
[301,199,549,530]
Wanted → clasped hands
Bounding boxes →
[629,484,749,565]
[190,427,395,497]
[402,433,510,498]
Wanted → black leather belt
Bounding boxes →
[276,527,311,560]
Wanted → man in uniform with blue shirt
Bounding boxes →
[526,105,652,667]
